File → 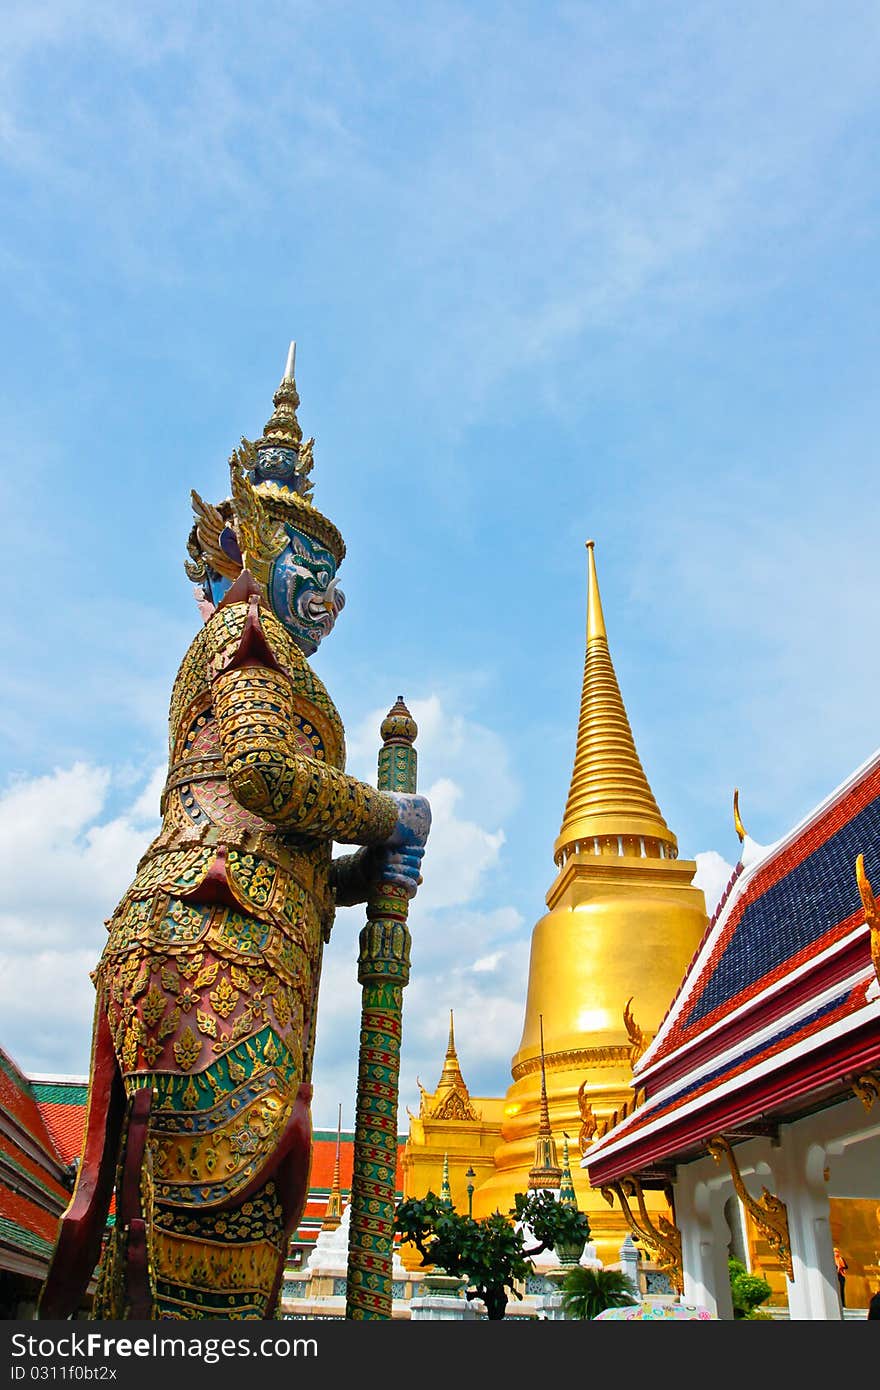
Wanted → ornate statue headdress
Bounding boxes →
[185,342,345,602]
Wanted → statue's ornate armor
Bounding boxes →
[89,589,395,1317]
[97,589,397,1315]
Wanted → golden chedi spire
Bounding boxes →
[554,542,676,864]
[470,540,708,1267]
[528,1017,561,1190]
[321,1103,345,1232]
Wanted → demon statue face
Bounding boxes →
[268,523,345,655]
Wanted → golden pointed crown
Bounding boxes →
[185,342,345,592]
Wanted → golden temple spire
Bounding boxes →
[321,1103,345,1232]
[528,1017,561,1190]
[437,1010,465,1090]
[421,1010,480,1122]
[559,1133,578,1208]
[554,541,677,864]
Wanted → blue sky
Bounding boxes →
[2,2,880,1128]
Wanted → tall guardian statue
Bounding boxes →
[40,345,430,1319]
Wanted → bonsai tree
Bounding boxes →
[729,1257,772,1319]
[561,1265,640,1320]
[511,1189,592,1265]
[394,1192,532,1320]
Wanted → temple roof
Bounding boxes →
[583,749,880,1185]
[0,1051,74,1278]
[554,542,677,861]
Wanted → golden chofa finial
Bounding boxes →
[856,854,880,987]
[733,788,747,843]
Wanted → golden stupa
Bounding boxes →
[402,542,709,1267]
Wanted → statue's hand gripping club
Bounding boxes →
[378,791,432,897]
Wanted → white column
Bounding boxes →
[769,1137,841,1321]
[675,1165,735,1319]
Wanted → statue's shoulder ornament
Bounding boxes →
[204,581,344,769]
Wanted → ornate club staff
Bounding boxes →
[345,698,419,1319]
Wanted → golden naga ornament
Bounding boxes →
[707,1134,793,1280]
[855,853,880,988]
[600,1177,683,1294]
[623,996,650,1067]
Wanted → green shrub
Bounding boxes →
[729,1257,772,1319]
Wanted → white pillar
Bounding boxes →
[675,1164,735,1319]
[769,1137,841,1321]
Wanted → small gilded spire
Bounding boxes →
[257,340,304,451]
[437,1010,464,1089]
[559,1133,578,1208]
[528,1016,561,1190]
[554,541,677,863]
[321,1103,345,1232]
[440,1152,453,1208]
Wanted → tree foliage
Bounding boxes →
[395,1189,592,1320]
[511,1189,591,1262]
[395,1193,531,1320]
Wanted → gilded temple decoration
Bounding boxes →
[418,1012,480,1123]
[577,1079,597,1156]
[527,1017,562,1191]
[707,1134,793,1280]
[855,853,880,987]
[852,1071,880,1112]
[623,996,650,1067]
[600,1178,683,1294]
[460,541,708,1262]
[733,787,747,842]
[321,1104,345,1232]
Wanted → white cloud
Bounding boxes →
[0,761,162,1071]
[414,778,505,911]
[692,849,735,916]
